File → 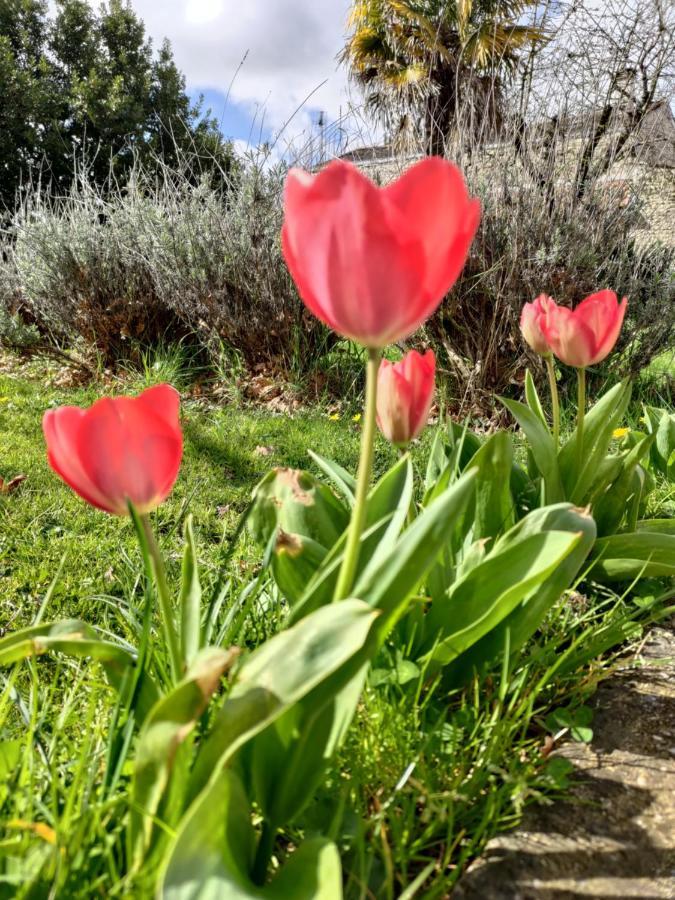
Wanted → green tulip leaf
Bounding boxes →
[592,435,654,536]
[440,503,596,683]
[424,427,451,495]
[559,380,632,502]
[636,518,675,534]
[447,421,483,471]
[130,646,239,867]
[249,468,349,553]
[288,455,413,623]
[525,368,548,428]
[188,599,379,802]
[159,768,342,899]
[180,515,202,668]
[465,430,515,540]
[353,469,478,623]
[500,397,563,504]
[308,450,356,506]
[588,532,675,581]
[417,504,595,676]
[271,533,328,606]
[0,619,159,721]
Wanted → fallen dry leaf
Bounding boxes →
[0,474,27,494]
[541,734,555,758]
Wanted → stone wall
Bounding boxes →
[342,142,675,249]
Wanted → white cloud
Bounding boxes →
[184,0,225,26]
[46,0,357,135]
[132,0,355,132]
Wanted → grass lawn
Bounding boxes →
[0,351,672,898]
[0,355,387,631]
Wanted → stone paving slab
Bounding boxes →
[454,622,675,899]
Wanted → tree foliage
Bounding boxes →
[0,0,230,209]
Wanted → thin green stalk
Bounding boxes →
[576,367,586,471]
[334,347,381,601]
[545,355,560,448]
[140,513,182,683]
[106,507,155,792]
[252,820,276,886]
[398,446,415,526]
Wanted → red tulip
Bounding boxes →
[520,294,554,356]
[43,384,182,515]
[377,349,436,446]
[540,290,627,368]
[282,158,480,347]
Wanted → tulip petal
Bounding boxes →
[401,349,436,436]
[376,362,414,444]
[281,223,328,331]
[520,295,553,356]
[135,384,184,498]
[386,158,481,307]
[137,383,181,430]
[282,167,341,330]
[283,162,383,338]
[575,291,627,364]
[43,407,117,513]
[283,163,367,336]
[541,305,596,368]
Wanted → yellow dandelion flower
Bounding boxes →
[352,413,362,423]
[328,413,340,421]
[612,427,629,439]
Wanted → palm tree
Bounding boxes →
[342,0,546,155]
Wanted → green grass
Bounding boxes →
[0,351,672,898]
[319,582,670,897]
[0,354,391,632]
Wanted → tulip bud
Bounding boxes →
[520,295,554,356]
[376,350,436,446]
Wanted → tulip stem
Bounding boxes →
[252,820,276,886]
[334,347,381,601]
[545,355,560,448]
[140,514,183,684]
[576,367,586,469]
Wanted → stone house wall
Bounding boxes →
[338,106,675,248]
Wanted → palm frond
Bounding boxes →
[342,0,548,148]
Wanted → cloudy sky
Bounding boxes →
[127,0,357,154]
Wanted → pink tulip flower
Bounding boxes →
[43,384,182,515]
[540,290,627,368]
[282,158,480,348]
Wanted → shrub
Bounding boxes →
[422,155,675,401]
[0,304,40,352]
[1,143,672,401]
[0,153,327,370]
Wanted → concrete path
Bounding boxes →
[454,621,675,899]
